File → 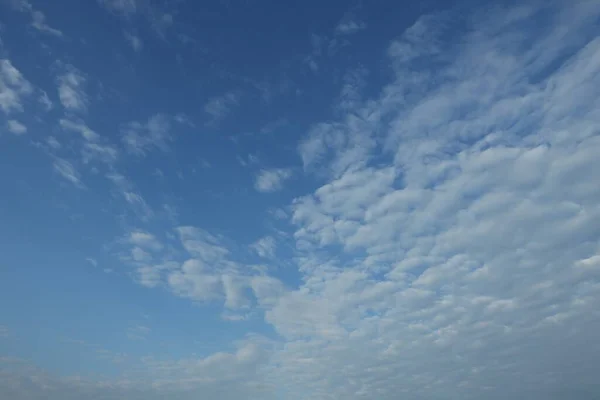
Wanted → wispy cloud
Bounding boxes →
[107,173,153,219]
[123,191,153,220]
[0,59,33,114]
[254,168,292,193]
[99,0,174,40]
[46,136,61,149]
[6,119,27,134]
[97,0,137,15]
[204,91,240,122]
[6,0,63,37]
[31,10,63,37]
[58,117,119,165]
[128,230,163,252]
[122,114,172,156]
[335,18,366,35]
[59,118,99,142]
[53,158,82,187]
[336,66,368,112]
[38,90,53,111]
[82,142,118,164]
[85,257,98,267]
[126,324,150,341]
[56,65,88,112]
[124,31,143,52]
[147,11,173,39]
[250,236,276,258]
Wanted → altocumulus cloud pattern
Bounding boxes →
[1,0,600,399]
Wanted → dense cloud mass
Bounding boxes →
[1,0,600,399]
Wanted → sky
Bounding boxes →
[1,0,600,399]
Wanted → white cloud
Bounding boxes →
[123,191,153,220]
[126,324,150,340]
[251,236,276,258]
[128,230,163,252]
[122,114,172,155]
[254,168,292,193]
[59,118,100,142]
[268,3,600,398]
[7,1,63,37]
[131,246,152,263]
[306,57,318,73]
[336,66,368,112]
[137,265,162,287]
[53,158,81,186]
[167,259,223,302]
[204,91,240,121]
[176,226,229,261]
[148,11,173,39]
[106,173,153,219]
[31,10,63,37]
[174,112,195,126]
[39,90,53,111]
[46,136,61,149]
[298,119,375,178]
[4,2,600,400]
[56,66,88,112]
[85,257,98,267]
[0,59,33,114]
[6,119,27,134]
[335,18,366,35]
[222,274,251,309]
[0,348,275,400]
[119,226,287,311]
[59,118,118,164]
[98,0,137,15]
[6,0,32,12]
[82,142,118,164]
[124,31,143,52]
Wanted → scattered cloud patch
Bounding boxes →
[6,0,63,37]
[82,142,118,164]
[0,59,33,114]
[174,113,195,127]
[98,0,137,15]
[124,31,143,52]
[6,119,27,134]
[56,65,88,112]
[53,158,81,186]
[148,11,173,39]
[336,66,368,112]
[335,18,366,35]
[128,230,163,252]
[126,324,150,341]
[59,118,100,142]
[85,257,98,267]
[38,90,53,111]
[254,168,292,193]
[46,136,61,149]
[31,10,63,37]
[204,91,240,122]
[251,236,276,259]
[122,114,172,156]
[123,191,153,220]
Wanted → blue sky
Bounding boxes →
[1,0,600,398]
